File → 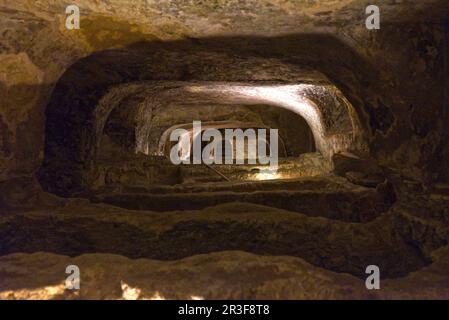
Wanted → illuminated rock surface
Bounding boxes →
[1,246,449,300]
[1,0,448,300]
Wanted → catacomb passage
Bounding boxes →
[1,1,449,300]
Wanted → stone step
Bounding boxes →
[0,202,430,280]
[432,183,449,196]
[99,175,352,195]
[93,184,391,222]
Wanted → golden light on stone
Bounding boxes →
[254,171,282,181]
[1,0,445,302]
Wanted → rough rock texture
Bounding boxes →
[1,0,449,301]
[1,246,449,300]
[1,193,447,279]
[93,176,392,222]
[0,251,373,300]
[39,79,357,195]
[1,171,449,299]
[103,100,314,156]
[93,153,328,188]
[1,0,448,184]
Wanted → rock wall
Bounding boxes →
[0,0,448,189]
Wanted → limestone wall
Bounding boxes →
[0,0,447,188]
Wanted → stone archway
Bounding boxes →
[38,35,371,196]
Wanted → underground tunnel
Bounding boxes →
[1,0,449,300]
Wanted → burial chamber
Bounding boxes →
[37,36,370,197]
[1,0,449,300]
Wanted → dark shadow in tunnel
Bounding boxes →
[37,34,380,196]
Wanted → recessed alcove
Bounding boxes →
[1,0,448,299]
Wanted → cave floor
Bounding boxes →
[1,175,449,299]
